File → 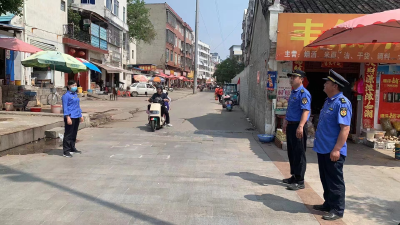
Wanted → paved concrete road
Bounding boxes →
[0,92,319,225]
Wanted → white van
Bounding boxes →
[130,83,156,97]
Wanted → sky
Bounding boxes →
[144,0,248,59]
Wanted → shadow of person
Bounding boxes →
[226,172,287,187]
[245,193,313,214]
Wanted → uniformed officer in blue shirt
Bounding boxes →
[312,69,352,221]
[283,70,311,191]
[62,80,84,158]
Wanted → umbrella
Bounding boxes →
[0,38,42,53]
[155,73,169,78]
[150,77,165,83]
[22,51,87,73]
[75,58,101,73]
[307,9,400,47]
[134,75,148,82]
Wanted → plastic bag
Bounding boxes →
[380,118,393,131]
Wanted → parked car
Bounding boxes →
[130,83,156,97]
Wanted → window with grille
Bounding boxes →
[81,0,95,4]
[114,0,119,16]
[61,0,66,11]
[106,0,112,10]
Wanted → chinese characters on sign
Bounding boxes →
[362,63,377,128]
[378,74,400,121]
[139,65,156,71]
[276,13,400,63]
[321,62,343,68]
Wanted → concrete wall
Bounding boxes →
[1,85,66,106]
[243,0,272,133]
[232,67,250,116]
[136,4,167,67]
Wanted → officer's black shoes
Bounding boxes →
[63,152,73,158]
[322,212,343,221]
[286,183,305,190]
[313,205,330,212]
[282,176,295,184]
[70,150,82,154]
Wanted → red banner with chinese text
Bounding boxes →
[378,75,400,122]
[293,61,305,71]
[362,63,377,128]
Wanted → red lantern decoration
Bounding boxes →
[69,49,76,54]
[79,51,85,57]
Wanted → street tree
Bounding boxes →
[127,0,156,44]
[0,0,23,16]
[213,58,245,83]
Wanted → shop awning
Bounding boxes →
[91,62,123,73]
[0,38,42,53]
[122,69,134,74]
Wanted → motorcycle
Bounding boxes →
[148,98,166,132]
[200,86,204,92]
[164,86,173,92]
[222,95,233,111]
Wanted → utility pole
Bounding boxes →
[193,0,199,94]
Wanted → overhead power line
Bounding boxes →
[211,20,242,52]
[214,0,226,50]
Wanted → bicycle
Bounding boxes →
[47,88,65,105]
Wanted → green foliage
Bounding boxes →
[127,0,156,44]
[68,9,81,30]
[213,58,245,83]
[0,0,23,16]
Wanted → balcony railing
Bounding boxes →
[63,24,90,44]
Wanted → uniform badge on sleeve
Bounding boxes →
[340,98,346,103]
[340,107,347,117]
[302,98,308,104]
[301,89,304,93]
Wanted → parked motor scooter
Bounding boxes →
[148,98,166,132]
[165,86,173,92]
[222,95,233,111]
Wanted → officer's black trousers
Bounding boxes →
[286,123,307,182]
[63,118,80,154]
[317,153,346,216]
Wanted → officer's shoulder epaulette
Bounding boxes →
[300,89,304,93]
[340,98,347,103]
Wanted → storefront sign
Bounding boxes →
[378,74,400,120]
[321,62,343,68]
[292,61,304,71]
[362,63,377,128]
[267,71,277,91]
[138,65,156,71]
[277,13,400,63]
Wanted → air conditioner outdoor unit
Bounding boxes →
[83,19,91,26]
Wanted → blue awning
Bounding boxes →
[0,13,15,23]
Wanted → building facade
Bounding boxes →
[136,3,194,77]
[229,45,242,62]
[67,0,133,90]
[197,40,212,80]
[241,0,255,65]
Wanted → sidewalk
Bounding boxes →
[259,139,400,225]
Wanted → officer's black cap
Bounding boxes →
[323,69,350,87]
[287,70,306,78]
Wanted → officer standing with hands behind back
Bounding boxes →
[283,70,311,191]
[312,69,352,221]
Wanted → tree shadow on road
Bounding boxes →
[346,195,400,225]
[0,164,173,225]
[226,172,287,187]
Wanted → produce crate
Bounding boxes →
[275,138,283,149]
[385,142,397,150]
[364,139,385,149]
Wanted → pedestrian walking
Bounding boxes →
[62,80,83,158]
[312,69,352,221]
[283,69,311,191]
